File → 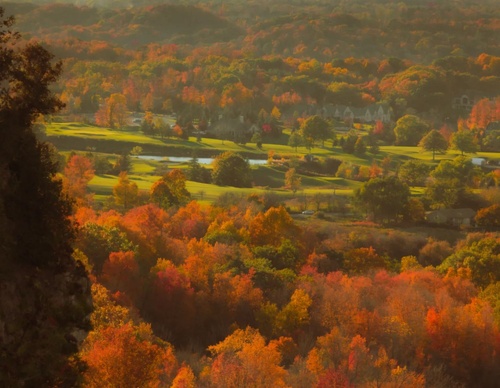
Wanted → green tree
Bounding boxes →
[251,131,263,149]
[327,82,365,107]
[425,156,479,208]
[211,151,252,187]
[76,223,136,275]
[130,146,143,156]
[369,143,380,154]
[187,155,211,183]
[154,118,170,139]
[354,176,410,222]
[150,169,190,209]
[341,131,358,154]
[354,136,366,155]
[419,129,448,160]
[299,115,331,148]
[440,235,500,288]
[398,160,432,187]
[393,114,430,146]
[92,154,113,175]
[288,131,303,152]
[0,9,91,385]
[480,282,500,326]
[450,130,478,155]
[113,171,138,210]
[112,151,131,175]
[482,130,500,152]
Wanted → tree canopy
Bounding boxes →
[450,129,479,155]
[354,176,410,222]
[299,115,331,148]
[0,8,91,386]
[393,115,430,146]
[211,151,252,187]
[399,160,433,187]
[419,129,448,160]
[425,156,478,208]
[150,169,190,209]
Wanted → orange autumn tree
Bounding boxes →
[62,154,95,205]
[171,364,196,388]
[81,323,177,388]
[468,98,498,132]
[82,283,178,386]
[212,270,264,328]
[113,171,138,210]
[205,327,288,388]
[95,93,128,129]
[425,298,500,386]
[169,201,210,240]
[120,204,170,266]
[249,206,301,246]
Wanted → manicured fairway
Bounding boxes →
[52,121,500,205]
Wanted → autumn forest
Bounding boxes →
[1,0,500,387]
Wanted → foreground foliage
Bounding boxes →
[73,196,500,387]
[0,8,91,385]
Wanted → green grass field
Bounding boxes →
[51,120,500,204]
[88,163,359,206]
[48,122,166,145]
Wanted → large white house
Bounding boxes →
[322,103,393,124]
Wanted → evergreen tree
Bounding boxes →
[113,151,132,174]
[354,137,367,155]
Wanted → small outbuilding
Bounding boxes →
[471,157,486,166]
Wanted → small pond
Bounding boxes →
[135,155,267,165]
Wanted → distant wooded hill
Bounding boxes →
[2,1,498,61]
[3,3,244,45]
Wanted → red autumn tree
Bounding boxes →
[101,251,140,300]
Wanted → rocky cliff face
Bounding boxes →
[0,258,92,387]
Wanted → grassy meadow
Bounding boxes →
[48,121,500,205]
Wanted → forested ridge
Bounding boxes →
[2,0,497,129]
[1,1,500,387]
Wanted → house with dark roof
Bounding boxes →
[426,208,476,227]
[322,103,393,124]
[208,115,255,143]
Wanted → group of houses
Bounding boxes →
[208,102,395,139]
[321,103,393,127]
